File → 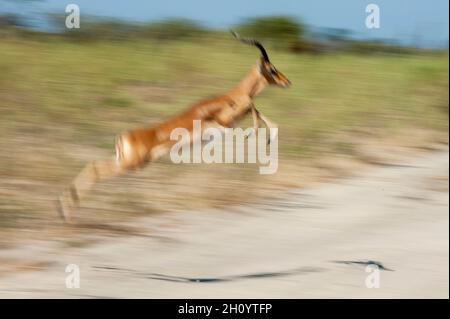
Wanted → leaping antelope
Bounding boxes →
[58,31,291,222]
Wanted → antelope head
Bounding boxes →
[231,31,291,88]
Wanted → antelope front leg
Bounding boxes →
[253,107,278,145]
[243,104,261,139]
[250,104,261,138]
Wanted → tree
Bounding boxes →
[234,16,306,49]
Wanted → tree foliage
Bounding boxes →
[234,16,306,49]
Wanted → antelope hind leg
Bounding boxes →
[57,158,123,222]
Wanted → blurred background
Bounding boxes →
[0,0,448,298]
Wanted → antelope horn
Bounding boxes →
[231,30,270,62]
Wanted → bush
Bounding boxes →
[140,19,208,40]
[57,16,209,42]
[234,16,306,49]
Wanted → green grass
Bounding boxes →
[1,38,447,150]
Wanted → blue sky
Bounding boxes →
[1,0,448,47]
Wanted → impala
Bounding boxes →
[58,31,291,221]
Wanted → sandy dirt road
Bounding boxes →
[0,147,448,298]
